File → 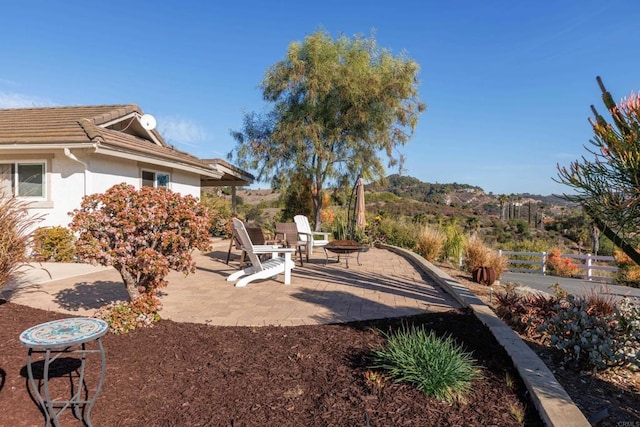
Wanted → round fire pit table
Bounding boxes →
[323,240,369,268]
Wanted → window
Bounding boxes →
[142,170,170,188]
[0,162,45,198]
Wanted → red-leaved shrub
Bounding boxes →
[546,248,579,277]
[70,184,211,301]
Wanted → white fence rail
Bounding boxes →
[498,250,618,282]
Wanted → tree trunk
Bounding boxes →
[313,191,323,231]
[591,216,640,265]
[116,265,141,300]
[590,223,600,255]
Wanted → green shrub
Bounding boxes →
[374,218,417,249]
[279,172,313,221]
[366,191,402,204]
[327,209,370,244]
[596,236,615,257]
[442,221,465,264]
[501,238,548,253]
[329,210,348,240]
[242,205,264,223]
[370,324,479,402]
[500,238,548,271]
[32,226,75,262]
[509,218,530,235]
[200,193,233,237]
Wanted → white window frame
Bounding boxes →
[141,169,171,189]
[0,161,47,199]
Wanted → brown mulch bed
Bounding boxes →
[436,262,640,427]
[0,301,543,426]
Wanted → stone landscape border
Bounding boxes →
[378,244,590,427]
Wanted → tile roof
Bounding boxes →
[0,105,139,143]
[0,104,214,172]
[201,158,255,185]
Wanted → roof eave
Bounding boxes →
[94,146,223,179]
[201,158,255,187]
[0,142,98,150]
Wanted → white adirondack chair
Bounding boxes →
[294,215,330,260]
[226,218,295,287]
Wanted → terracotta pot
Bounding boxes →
[472,266,496,286]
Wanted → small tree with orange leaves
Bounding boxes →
[70,184,211,302]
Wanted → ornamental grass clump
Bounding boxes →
[370,324,479,403]
[464,235,490,273]
[442,221,465,264]
[0,196,42,288]
[464,235,507,279]
[416,225,444,262]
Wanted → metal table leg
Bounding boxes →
[26,340,106,427]
[20,318,108,427]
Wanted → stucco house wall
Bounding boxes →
[24,152,206,228]
[0,104,253,231]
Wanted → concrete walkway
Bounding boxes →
[2,240,461,326]
[502,271,640,300]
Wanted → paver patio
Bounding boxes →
[3,240,461,326]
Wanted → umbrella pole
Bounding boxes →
[346,176,360,241]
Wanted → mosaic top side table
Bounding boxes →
[19,317,108,427]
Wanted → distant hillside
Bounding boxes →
[231,175,586,250]
[232,174,578,224]
[367,174,483,204]
[370,174,575,208]
[516,193,574,206]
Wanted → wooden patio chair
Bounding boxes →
[274,222,307,267]
[226,218,295,287]
[226,224,274,266]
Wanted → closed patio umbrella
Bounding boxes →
[355,178,366,230]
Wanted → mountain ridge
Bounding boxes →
[365,174,575,215]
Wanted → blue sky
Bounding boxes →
[1,0,639,195]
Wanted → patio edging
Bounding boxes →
[377,243,590,427]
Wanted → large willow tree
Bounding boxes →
[230,30,425,229]
[557,76,640,264]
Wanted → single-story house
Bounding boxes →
[0,104,253,228]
